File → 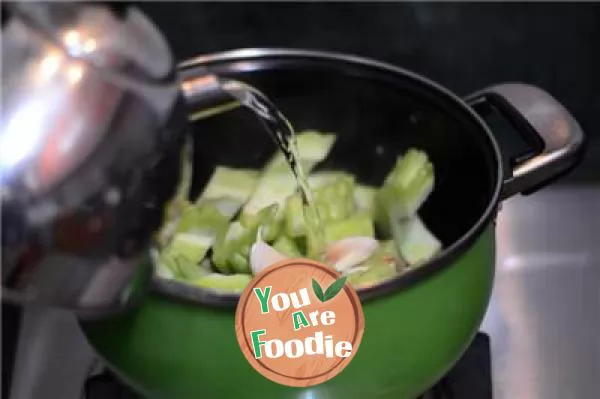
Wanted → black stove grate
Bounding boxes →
[418,333,492,399]
[84,333,492,399]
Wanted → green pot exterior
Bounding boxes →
[82,227,495,399]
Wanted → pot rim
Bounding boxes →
[151,48,503,308]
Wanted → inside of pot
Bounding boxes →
[153,54,500,306]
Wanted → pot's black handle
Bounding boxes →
[465,83,585,200]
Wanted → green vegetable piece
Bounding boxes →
[200,197,245,220]
[243,131,336,216]
[240,203,282,243]
[212,205,280,273]
[324,213,375,244]
[176,203,229,236]
[355,185,377,216]
[166,233,215,266]
[273,235,302,257]
[284,175,356,238]
[198,259,214,275]
[308,171,353,189]
[262,216,283,243]
[304,207,325,259]
[160,203,228,265]
[156,201,231,275]
[158,196,243,266]
[158,252,204,281]
[240,203,277,229]
[393,216,442,266]
[193,273,252,293]
[314,175,356,223]
[283,194,306,237]
[230,252,250,274]
[375,149,434,233]
[264,131,336,174]
[243,173,298,217]
[294,236,308,257]
[198,166,260,203]
[211,221,249,273]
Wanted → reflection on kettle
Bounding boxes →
[0,2,261,318]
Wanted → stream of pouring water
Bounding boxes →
[220,80,325,257]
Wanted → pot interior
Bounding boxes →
[157,51,501,304]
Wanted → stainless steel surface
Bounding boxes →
[2,3,178,192]
[1,3,179,315]
[482,185,600,399]
[466,84,585,200]
[1,4,246,317]
[9,308,98,399]
[182,74,242,121]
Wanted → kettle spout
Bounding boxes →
[181,75,243,122]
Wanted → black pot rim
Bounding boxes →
[151,48,504,309]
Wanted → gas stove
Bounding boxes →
[81,333,492,399]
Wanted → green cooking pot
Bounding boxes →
[81,49,584,399]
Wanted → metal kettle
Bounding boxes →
[1,2,238,319]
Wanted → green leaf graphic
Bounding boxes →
[323,276,348,302]
[312,278,325,302]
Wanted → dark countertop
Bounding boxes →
[140,2,600,183]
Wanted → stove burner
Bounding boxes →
[418,333,492,399]
[84,333,492,399]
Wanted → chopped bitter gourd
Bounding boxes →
[273,235,302,257]
[355,185,377,216]
[393,216,441,266]
[229,252,250,274]
[314,175,356,223]
[283,194,306,237]
[307,171,353,189]
[156,201,232,269]
[211,221,251,273]
[375,149,434,233]
[158,251,206,281]
[283,176,356,238]
[263,131,337,174]
[159,165,258,253]
[239,204,281,242]
[175,202,229,236]
[242,173,298,217]
[197,166,260,204]
[166,233,216,266]
[324,213,375,244]
[243,131,336,216]
[212,203,282,274]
